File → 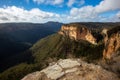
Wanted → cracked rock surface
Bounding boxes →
[22,59,119,80]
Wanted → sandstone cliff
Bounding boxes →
[22,59,119,80]
[59,24,97,44]
[102,26,120,59]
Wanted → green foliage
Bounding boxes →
[77,43,103,61]
[30,33,64,62]
[30,33,104,63]
[0,63,42,80]
[107,26,120,37]
[60,38,104,62]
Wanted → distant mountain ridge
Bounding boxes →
[0,22,63,43]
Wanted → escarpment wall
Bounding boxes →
[59,24,97,44]
[102,27,120,59]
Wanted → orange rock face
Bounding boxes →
[59,24,97,44]
[103,28,120,59]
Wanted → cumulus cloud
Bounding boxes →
[67,0,85,7]
[33,0,45,4]
[0,0,120,23]
[67,0,75,7]
[79,0,85,6]
[33,0,64,5]
[115,11,120,21]
[70,6,96,19]
[52,0,64,5]
[101,11,120,22]
[116,11,120,18]
[0,16,9,21]
[0,6,60,23]
[95,0,120,13]
[69,0,120,22]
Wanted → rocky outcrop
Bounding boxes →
[59,24,97,44]
[102,27,120,59]
[22,59,119,80]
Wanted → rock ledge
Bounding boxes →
[22,59,119,80]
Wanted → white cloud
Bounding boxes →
[33,0,84,7]
[0,6,60,23]
[69,0,120,22]
[67,0,85,7]
[33,0,45,4]
[67,0,75,7]
[52,0,64,5]
[114,11,120,22]
[70,6,97,19]
[116,11,120,18]
[100,12,120,22]
[33,0,64,5]
[0,0,120,23]
[79,0,85,6]
[95,0,120,13]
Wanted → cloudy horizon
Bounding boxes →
[0,0,120,23]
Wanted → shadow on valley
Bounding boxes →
[0,22,62,72]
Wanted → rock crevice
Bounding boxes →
[102,27,120,59]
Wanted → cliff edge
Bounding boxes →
[102,26,120,59]
[59,24,97,44]
[22,59,119,80]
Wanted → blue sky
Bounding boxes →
[0,0,120,23]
